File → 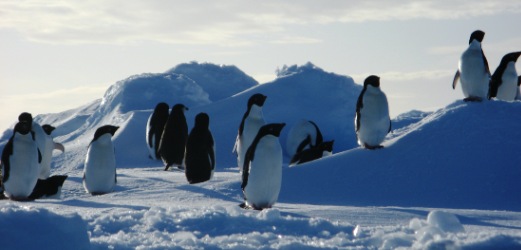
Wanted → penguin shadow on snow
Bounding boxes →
[176,184,242,204]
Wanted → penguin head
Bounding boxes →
[258,123,286,138]
[14,121,32,135]
[194,112,210,128]
[155,102,170,113]
[92,125,119,142]
[248,93,267,108]
[42,124,56,135]
[18,112,33,123]
[363,75,380,88]
[469,30,485,44]
[501,52,521,64]
[172,103,189,113]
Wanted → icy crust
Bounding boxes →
[167,61,259,102]
[0,204,90,250]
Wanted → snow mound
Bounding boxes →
[0,204,90,250]
[167,61,258,101]
[99,72,210,115]
[281,100,521,211]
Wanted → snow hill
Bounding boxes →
[1,62,521,249]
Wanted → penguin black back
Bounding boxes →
[159,103,189,170]
[148,102,169,159]
[238,93,267,136]
[488,52,521,99]
[356,75,380,132]
[290,140,334,165]
[29,175,68,199]
[185,113,215,184]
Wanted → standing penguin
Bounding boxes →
[355,75,391,150]
[452,30,491,102]
[38,124,65,179]
[1,119,41,200]
[83,125,119,195]
[146,102,169,160]
[184,113,215,184]
[159,104,188,171]
[285,119,323,157]
[233,93,267,173]
[241,123,285,210]
[488,52,521,101]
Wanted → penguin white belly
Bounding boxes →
[3,134,40,199]
[244,136,282,208]
[285,120,317,156]
[459,47,489,98]
[496,64,518,101]
[237,117,265,171]
[83,136,116,194]
[357,92,389,147]
[145,115,157,160]
[38,134,55,179]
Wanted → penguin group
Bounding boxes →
[146,103,215,184]
[2,29,518,210]
[1,113,67,200]
[453,30,521,102]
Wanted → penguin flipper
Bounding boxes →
[54,142,65,153]
[452,70,460,90]
[482,49,490,75]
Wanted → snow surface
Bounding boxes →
[1,62,521,249]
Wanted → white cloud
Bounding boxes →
[1,0,520,46]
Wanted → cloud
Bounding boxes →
[1,1,520,46]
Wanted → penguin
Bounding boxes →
[38,124,65,179]
[184,113,216,184]
[233,93,267,173]
[146,102,169,160]
[355,75,391,150]
[1,119,41,201]
[159,104,188,171]
[452,30,491,102]
[29,175,68,199]
[516,76,521,100]
[285,119,323,157]
[289,140,334,166]
[488,52,521,101]
[241,123,285,210]
[83,125,119,195]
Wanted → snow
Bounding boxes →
[1,62,521,249]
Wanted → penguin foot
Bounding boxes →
[164,165,171,171]
[463,96,483,102]
[364,144,384,150]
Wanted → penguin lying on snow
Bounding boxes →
[355,75,391,150]
[146,102,169,160]
[185,113,215,184]
[1,118,41,201]
[83,125,119,195]
[159,104,188,171]
[241,123,285,210]
[452,30,490,102]
[285,119,323,157]
[488,52,521,101]
[29,175,68,199]
[290,140,334,166]
[233,93,267,174]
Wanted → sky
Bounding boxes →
[1,0,521,131]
